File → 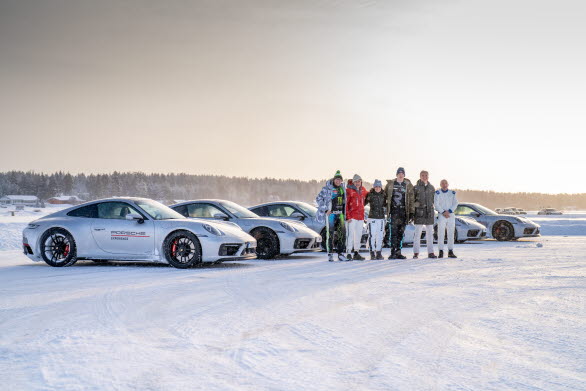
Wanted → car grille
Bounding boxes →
[294,239,312,249]
[467,229,480,237]
[218,243,241,256]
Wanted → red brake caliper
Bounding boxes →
[171,240,178,257]
[63,245,70,257]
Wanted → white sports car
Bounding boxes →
[170,200,322,259]
[248,201,368,251]
[455,202,541,241]
[22,198,257,268]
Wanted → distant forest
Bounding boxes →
[0,171,584,210]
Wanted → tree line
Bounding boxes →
[0,171,584,210]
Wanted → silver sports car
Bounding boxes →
[22,197,257,268]
[248,201,368,251]
[170,200,322,259]
[455,202,540,241]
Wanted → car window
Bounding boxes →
[173,204,188,217]
[267,204,298,217]
[96,202,143,220]
[455,205,477,216]
[187,203,227,218]
[250,206,268,216]
[67,204,98,218]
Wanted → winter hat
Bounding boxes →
[373,179,382,187]
[333,170,343,180]
[396,167,405,175]
[352,174,362,182]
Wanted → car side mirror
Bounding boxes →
[126,213,144,224]
[473,212,481,217]
[290,212,305,220]
[213,213,229,221]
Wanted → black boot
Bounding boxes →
[376,251,384,260]
[448,250,457,258]
[370,251,376,260]
[346,253,353,261]
[353,251,365,261]
[395,250,406,260]
[438,250,444,258]
[428,253,437,259]
[413,253,419,259]
[388,249,397,260]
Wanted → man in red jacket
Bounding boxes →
[346,174,367,261]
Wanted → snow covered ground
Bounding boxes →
[0,208,585,390]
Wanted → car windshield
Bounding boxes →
[219,201,259,218]
[295,202,317,217]
[473,204,498,215]
[135,199,185,220]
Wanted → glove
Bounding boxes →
[408,214,414,223]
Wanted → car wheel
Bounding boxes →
[40,228,78,267]
[251,227,280,259]
[492,221,514,241]
[163,230,202,269]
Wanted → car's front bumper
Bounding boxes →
[277,231,322,254]
[514,224,541,238]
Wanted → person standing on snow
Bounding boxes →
[345,174,367,261]
[364,179,386,260]
[316,170,349,262]
[412,170,437,259]
[384,167,414,260]
[434,179,459,258]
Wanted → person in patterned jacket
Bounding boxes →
[316,170,348,261]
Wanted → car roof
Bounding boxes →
[250,201,307,207]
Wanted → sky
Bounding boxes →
[0,0,584,194]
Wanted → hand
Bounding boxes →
[442,211,450,218]
[408,214,414,223]
[326,210,331,217]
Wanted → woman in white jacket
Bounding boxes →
[434,179,459,258]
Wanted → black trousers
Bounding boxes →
[326,213,346,254]
[387,208,407,252]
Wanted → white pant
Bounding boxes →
[437,214,456,251]
[413,224,434,254]
[368,218,385,251]
[346,219,363,253]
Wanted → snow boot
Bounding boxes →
[413,253,419,259]
[328,253,334,262]
[428,253,437,259]
[338,253,350,262]
[370,251,376,260]
[438,250,444,258]
[346,253,353,261]
[388,249,397,260]
[395,251,407,260]
[353,251,365,261]
[448,250,457,259]
[376,251,384,260]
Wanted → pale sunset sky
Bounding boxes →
[0,0,584,193]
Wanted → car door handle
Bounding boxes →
[94,228,105,231]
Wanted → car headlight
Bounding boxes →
[203,224,225,236]
[280,222,298,232]
[26,223,40,229]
